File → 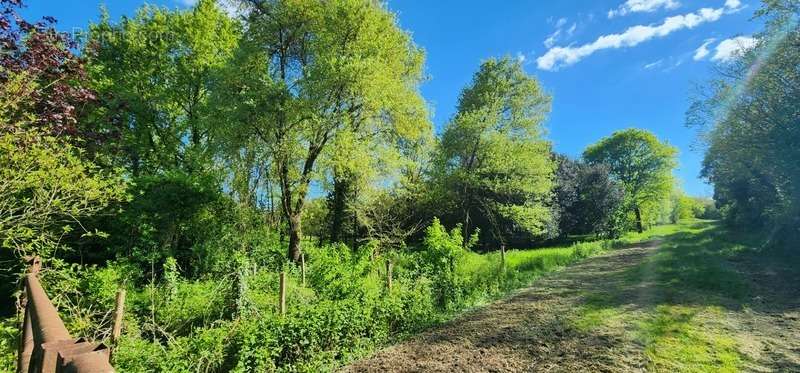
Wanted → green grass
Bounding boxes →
[639,305,741,373]
[571,220,754,372]
[445,225,677,314]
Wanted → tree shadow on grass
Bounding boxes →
[574,220,800,371]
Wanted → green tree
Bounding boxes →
[583,129,677,233]
[551,155,626,237]
[87,0,239,175]
[688,0,799,236]
[219,0,428,261]
[434,57,554,246]
[0,73,127,259]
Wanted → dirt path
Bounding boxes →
[343,242,661,373]
[343,225,800,373]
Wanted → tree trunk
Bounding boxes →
[634,206,644,233]
[462,207,471,249]
[329,175,349,243]
[287,213,302,263]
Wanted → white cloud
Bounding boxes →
[712,36,757,62]
[693,38,716,60]
[543,18,578,48]
[608,0,681,18]
[644,59,663,69]
[537,1,740,71]
[724,0,742,9]
[567,23,578,36]
[544,29,561,48]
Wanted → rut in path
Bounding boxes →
[343,242,661,373]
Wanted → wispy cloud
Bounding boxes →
[693,38,716,60]
[537,1,742,71]
[711,36,757,62]
[516,51,528,64]
[543,18,578,48]
[567,23,577,36]
[544,31,561,49]
[644,59,664,69]
[608,0,681,19]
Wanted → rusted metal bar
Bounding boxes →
[17,257,39,373]
[17,305,33,373]
[26,273,71,344]
[17,257,115,373]
[26,272,73,373]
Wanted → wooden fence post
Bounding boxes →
[300,253,306,287]
[111,289,126,345]
[279,272,286,316]
[385,260,393,292]
[500,245,506,270]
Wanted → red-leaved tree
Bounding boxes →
[0,0,97,139]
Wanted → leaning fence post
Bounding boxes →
[279,272,286,316]
[500,244,506,268]
[111,289,126,345]
[300,253,306,287]
[385,260,393,292]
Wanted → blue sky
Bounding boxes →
[24,0,764,196]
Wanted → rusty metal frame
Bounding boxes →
[17,258,115,373]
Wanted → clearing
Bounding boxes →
[343,221,800,372]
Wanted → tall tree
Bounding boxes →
[221,0,428,261]
[551,155,625,237]
[688,0,799,236]
[0,0,127,260]
[86,0,239,175]
[0,0,98,139]
[435,57,554,246]
[583,128,677,233]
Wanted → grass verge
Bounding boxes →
[572,220,751,372]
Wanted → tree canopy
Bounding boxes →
[217,0,429,261]
[688,1,799,238]
[434,57,554,246]
[583,128,677,232]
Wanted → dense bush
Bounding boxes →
[0,216,639,372]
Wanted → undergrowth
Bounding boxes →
[1,219,670,373]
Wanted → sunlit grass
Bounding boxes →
[449,225,673,311]
[640,305,741,373]
[570,220,750,372]
[573,303,623,331]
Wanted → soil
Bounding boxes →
[341,240,800,373]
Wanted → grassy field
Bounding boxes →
[572,220,800,372]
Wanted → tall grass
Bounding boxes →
[432,226,671,317]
